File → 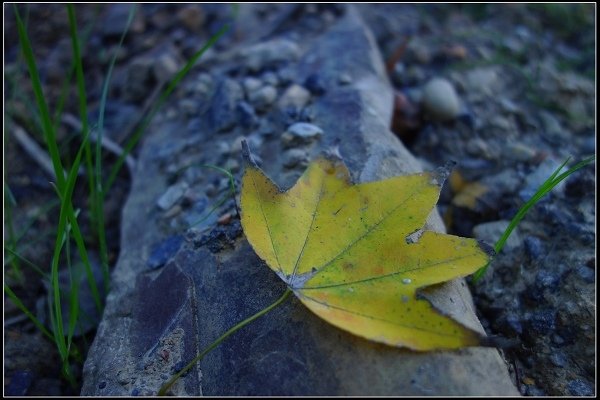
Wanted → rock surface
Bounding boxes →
[81,6,518,396]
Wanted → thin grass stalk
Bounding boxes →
[94,4,137,295]
[472,155,595,282]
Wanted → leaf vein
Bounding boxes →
[300,294,466,339]
[249,170,283,275]
[310,180,431,277]
[302,253,476,290]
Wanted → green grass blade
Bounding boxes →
[13,4,66,190]
[67,4,96,223]
[4,284,54,341]
[472,155,595,282]
[94,4,137,294]
[64,4,104,315]
[4,246,47,278]
[52,7,98,130]
[64,224,80,357]
[48,129,91,374]
[104,24,230,193]
[11,199,60,244]
[3,186,24,282]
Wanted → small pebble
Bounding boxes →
[575,264,595,283]
[281,122,323,148]
[549,352,567,368]
[218,213,232,225]
[5,370,33,396]
[261,71,279,86]
[527,309,557,335]
[242,77,263,94]
[473,221,521,252]
[282,149,309,169]
[236,101,258,128]
[567,379,594,396]
[338,73,352,84]
[248,85,278,111]
[278,84,311,110]
[422,78,461,122]
[523,236,545,259]
[157,182,189,210]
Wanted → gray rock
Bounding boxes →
[464,67,499,97]
[177,5,204,32]
[124,57,155,103]
[157,182,188,210]
[248,85,278,112]
[154,51,181,83]
[242,77,263,95]
[82,6,517,396]
[567,379,594,396]
[519,158,565,201]
[473,220,521,252]
[5,370,33,396]
[282,148,309,168]
[206,79,244,133]
[261,71,279,87]
[278,84,312,110]
[338,72,352,85]
[236,101,259,128]
[190,73,213,96]
[281,122,324,148]
[242,38,302,72]
[147,235,184,270]
[102,4,145,37]
[422,78,461,122]
[539,111,569,142]
[505,142,536,162]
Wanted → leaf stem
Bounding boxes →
[158,288,293,396]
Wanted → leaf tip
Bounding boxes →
[323,144,343,161]
[479,334,519,349]
[477,239,496,258]
[241,139,257,167]
[432,160,456,186]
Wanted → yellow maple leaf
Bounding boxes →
[240,142,493,350]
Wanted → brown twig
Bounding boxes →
[61,113,137,175]
[11,123,66,180]
[385,35,412,75]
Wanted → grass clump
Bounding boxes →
[5,4,228,387]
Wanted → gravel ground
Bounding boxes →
[4,4,595,396]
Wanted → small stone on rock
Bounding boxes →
[281,122,323,148]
